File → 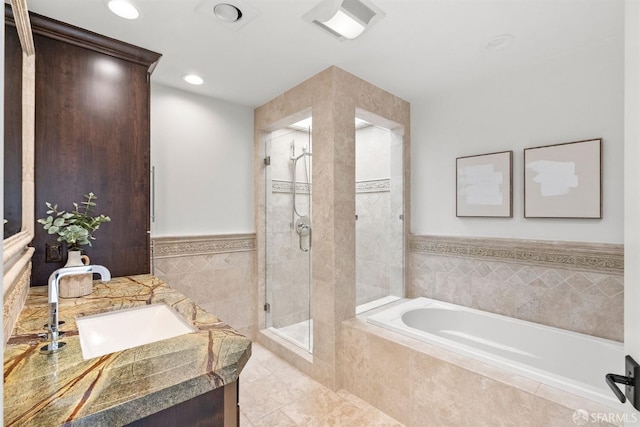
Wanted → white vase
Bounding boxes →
[59,250,93,298]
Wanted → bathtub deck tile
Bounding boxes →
[535,383,624,420]
[409,347,537,426]
[336,388,376,410]
[342,317,624,427]
[537,399,623,427]
[350,317,543,396]
[368,379,411,425]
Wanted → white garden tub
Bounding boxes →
[367,297,624,408]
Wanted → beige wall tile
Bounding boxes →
[409,244,623,341]
[153,235,257,339]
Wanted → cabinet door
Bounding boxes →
[125,381,239,427]
[31,31,152,285]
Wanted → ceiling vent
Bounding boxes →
[196,0,259,31]
[303,0,384,41]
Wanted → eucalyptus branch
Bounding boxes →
[37,192,111,251]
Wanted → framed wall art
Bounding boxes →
[524,138,602,219]
[456,150,513,217]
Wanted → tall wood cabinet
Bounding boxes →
[22,10,162,285]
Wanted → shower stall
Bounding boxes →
[263,118,313,352]
[255,67,410,388]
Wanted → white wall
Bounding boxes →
[625,0,640,365]
[150,83,254,237]
[411,36,624,244]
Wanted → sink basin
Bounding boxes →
[76,304,196,360]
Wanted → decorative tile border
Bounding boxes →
[272,180,311,194]
[152,233,256,258]
[356,178,390,193]
[410,234,623,274]
[272,178,390,194]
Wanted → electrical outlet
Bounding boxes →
[45,242,63,262]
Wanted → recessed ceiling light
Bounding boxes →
[485,34,515,51]
[183,74,204,85]
[214,3,243,22]
[107,0,140,20]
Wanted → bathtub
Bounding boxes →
[367,297,624,408]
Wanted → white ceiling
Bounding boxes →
[24,0,623,107]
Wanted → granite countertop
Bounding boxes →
[4,274,251,426]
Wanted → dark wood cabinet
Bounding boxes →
[17,11,161,285]
[126,381,240,427]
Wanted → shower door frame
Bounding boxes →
[354,110,406,313]
[263,125,313,353]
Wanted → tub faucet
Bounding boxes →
[40,265,111,355]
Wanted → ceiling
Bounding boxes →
[23,0,623,108]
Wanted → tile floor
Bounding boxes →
[239,342,405,426]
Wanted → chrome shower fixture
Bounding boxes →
[291,148,312,229]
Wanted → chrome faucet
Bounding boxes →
[40,265,111,355]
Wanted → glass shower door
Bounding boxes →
[264,120,313,353]
[355,114,404,314]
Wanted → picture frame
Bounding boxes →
[524,138,602,219]
[456,150,513,217]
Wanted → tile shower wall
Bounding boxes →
[266,129,312,329]
[409,235,624,342]
[356,180,392,304]
[152,234,256,338]
[355,125,404,306]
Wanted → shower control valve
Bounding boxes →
[295,216,312,252]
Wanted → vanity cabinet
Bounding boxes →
[4,275,249,426]
[126,381,239,427]
[20,10,161,285]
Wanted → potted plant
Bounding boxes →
[38,192,110,297]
